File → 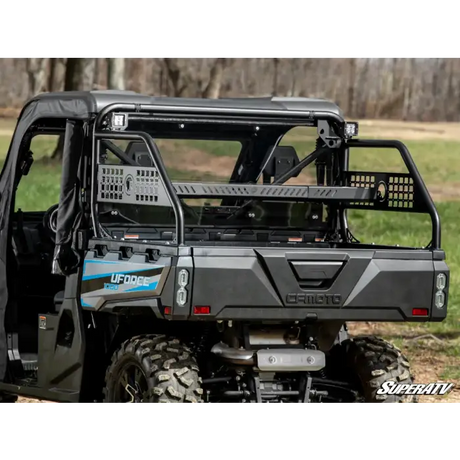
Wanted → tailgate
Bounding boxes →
[189,246,449,322]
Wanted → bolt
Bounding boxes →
[268,356,277,364]
[179,124,185,129]
[312,214,319,220]
[306,356,315,365]
[255,126,260,131]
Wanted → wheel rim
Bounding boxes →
[114,361,148,403]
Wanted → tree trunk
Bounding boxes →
[164,58,187,96]
[48,59,56,92]
[26,58,48,97]
[80,58,97,91]
[272,58,279,96]
[107,58,125,90]
[51,58,96,160]
[346,58,356,117]
[202,58,227,99]
[94,58,100,89]
[64,54,86,91]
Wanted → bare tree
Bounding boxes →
[346,59,356,116]
[272,58,279,96]
[163,59,191,97]
[26,58,48,97]
[81,55,96,91]
[3,58,460,122]
[47,58,66,92]
[51,58,96,159]
[202,59,227,99]
[107,58,126,90]
[63,58,96,91]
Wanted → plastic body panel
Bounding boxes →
[188,246,448,322]
[78,242,448,323]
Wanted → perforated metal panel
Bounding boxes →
[344,171,426,212]
[97,164,172,206]
[173,182,373,201]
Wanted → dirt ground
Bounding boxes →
[348,323,460,403]
[16,323,458,403]
[356,119,460,141]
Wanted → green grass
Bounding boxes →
[441,365,460,380]
[14,162,62,211]
[348,202,460,332]
[279,127,460,186]
[157,139,242,157]
[167,168,222,182]
[0,134,62,211]
[349,140,460,185]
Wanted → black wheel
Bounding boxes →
[0,392,18,403]
[346,335,417,403]
[104,335,203,403]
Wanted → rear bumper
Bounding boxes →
[173,246,449,322]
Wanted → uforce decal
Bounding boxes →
[111,273,152,286]
[103,273,153,291]
[286,293,341,305]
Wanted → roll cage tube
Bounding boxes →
[92,131,185,245]
[346,139,441,250]
[92,104,345,246]
[95,102,346,133]
[91,107,440,250]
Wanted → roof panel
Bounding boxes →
[28,91,343,119]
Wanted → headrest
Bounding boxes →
[125,141,153,167]
[263,146,300,181]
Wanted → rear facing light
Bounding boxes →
[435,291,445,309]
[178,269,189,287]
[176,288,187,306]
[164,306,171,315]
[412,308,429,316]
[436,273,447,290]
[193,306,210,315]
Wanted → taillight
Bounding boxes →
[412,308,428,316]
[193,306,210,315]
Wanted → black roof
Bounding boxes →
[28,90,344,120]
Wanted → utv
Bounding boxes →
[0,91,449,403]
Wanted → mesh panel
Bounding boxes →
[344,171,424,212]
[97,165,171,206]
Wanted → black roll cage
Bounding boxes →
[89,103,441,250]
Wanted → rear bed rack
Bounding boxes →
[173,182,374,202]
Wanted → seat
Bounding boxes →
[262,145,300,182]
[125,141,154,166]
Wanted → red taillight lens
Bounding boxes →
[412,308,429,316]
[164,306,172,315]
[193,306,210,315]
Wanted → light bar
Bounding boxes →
[110,112,128,131]
[345,122,359,138]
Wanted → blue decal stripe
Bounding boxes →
[82,267,157,281]
[85,260,121,265]
[85,259,161,268]
[125,281,159,293]
[80,299,93,307]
